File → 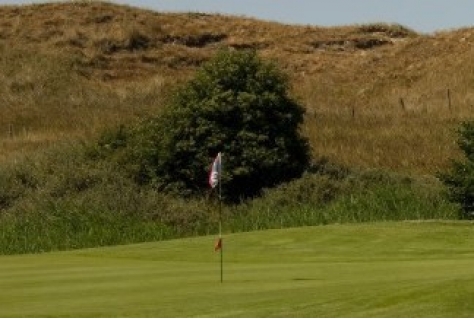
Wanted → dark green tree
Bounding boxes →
[438,121,474,218]
[129,49,310,201]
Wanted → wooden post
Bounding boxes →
[399,97,405,111]
[8,124,13,139]
[351,106,355,119]
[447,88,452,111]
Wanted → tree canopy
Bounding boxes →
[439,121,474,217]
[119,49,310,201]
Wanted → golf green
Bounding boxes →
[1,221,474,317]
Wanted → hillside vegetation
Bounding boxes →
[0,1,470,254]
[0,1,473,173]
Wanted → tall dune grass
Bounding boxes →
[0,144,459,254]
[0,2,472,175]
[227,167,459,232]
[0,46,166,163]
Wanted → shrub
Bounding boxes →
[438,121,474,217]
[121,49,310,201]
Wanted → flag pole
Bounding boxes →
[218,154,223,283]
[210,152,223,283]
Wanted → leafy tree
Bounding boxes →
[127,49,310,201]
[438,121,474,218]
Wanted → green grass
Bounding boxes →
[0,147,458,255]
[2,221,474,317]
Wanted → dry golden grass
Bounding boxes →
[0,1,472,175]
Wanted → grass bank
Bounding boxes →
[0,141,459,254]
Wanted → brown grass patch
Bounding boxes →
[0,1,472,174]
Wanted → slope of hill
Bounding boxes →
[0,1,473,173]
[0,1,418,80]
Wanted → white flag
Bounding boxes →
[209,152,221,188]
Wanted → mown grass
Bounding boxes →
[1,222,474,317]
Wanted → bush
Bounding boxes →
[120,49,310,201]
[438,121,474,217]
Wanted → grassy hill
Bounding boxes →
[1,4,472,315]
[2,222,474,317]
[0,1,473,174]
[0,1,469,255]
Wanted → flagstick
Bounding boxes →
[219,197,223,283]
[210,152,223,283]
[218,155,223,284]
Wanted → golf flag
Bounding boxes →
[209,152,221,188]
[214,237,222,252]
[209,152,224,282]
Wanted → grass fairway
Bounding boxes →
[1,221,474,317]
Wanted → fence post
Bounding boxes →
[447,88,452,111]
[399,97,405,111]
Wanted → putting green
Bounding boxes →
[1,221,474,317]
